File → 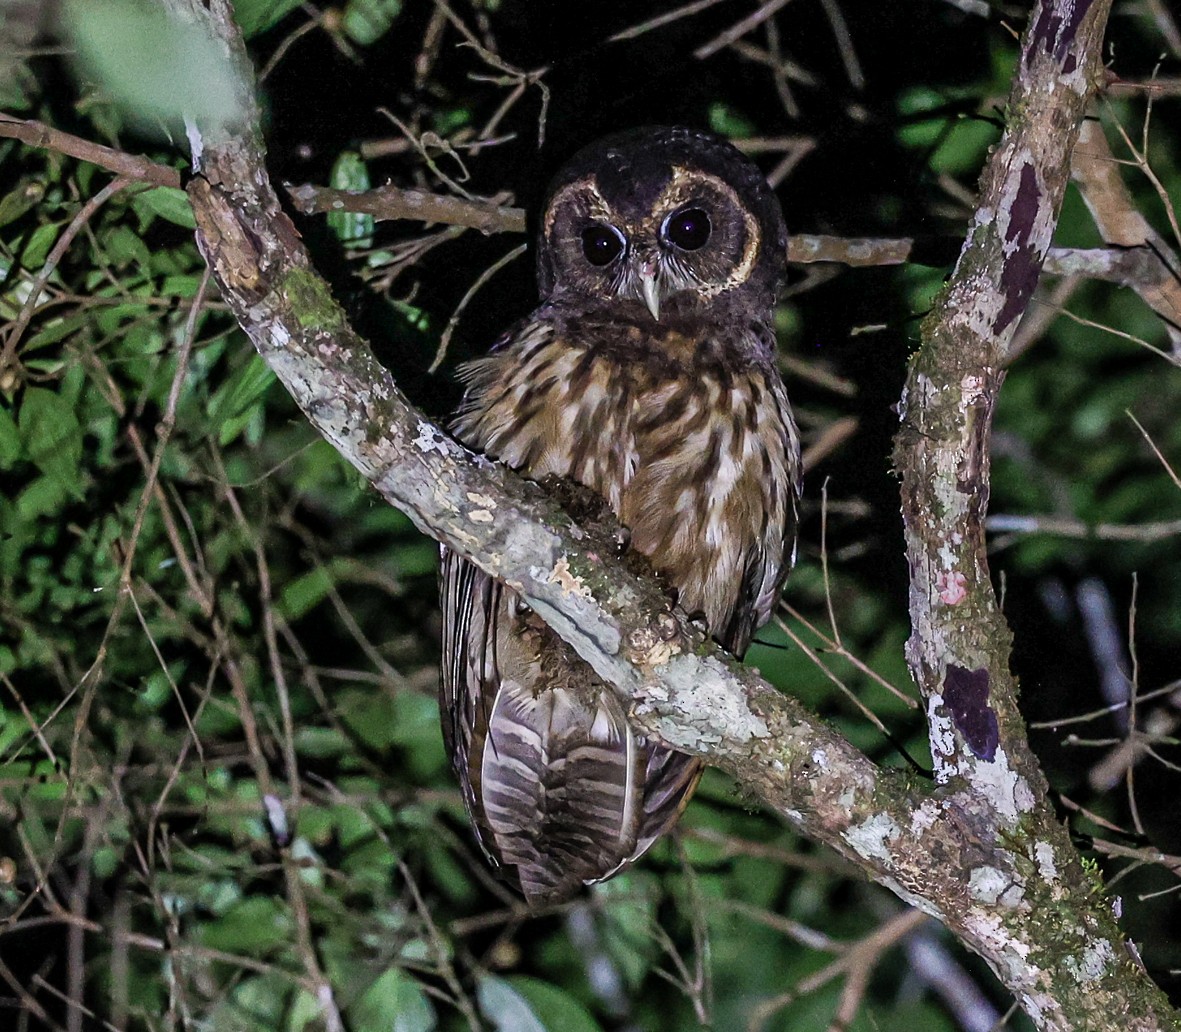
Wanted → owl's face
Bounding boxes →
[537,127,787,320]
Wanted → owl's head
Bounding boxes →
[537,126,787,320]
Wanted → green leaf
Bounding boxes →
[505,977,603,1032]
[161,274,206,298]
[17,387,83,493]
[234,0,306,38]
[63,0,246,136]
[24,312,90,353]
[929,117,997,175]
[342,0,403,46]
[15,473,70,519]
[21,222,62,269]
[476,976,547,1032]
[0,405,20,465]
[276,566,334,621]
[199,895,291,953]
[207,353,276,445]
[104,224,152,270]
[327,152,375,246]
[130,186,196,230]
[708,102,755,139]
[287,988,322,1032]
[0,178,46,229]
[352,968,437,1032]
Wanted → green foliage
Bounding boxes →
[63,0,248,137]
[343,0,404,47]
[1,3,1179,1031]
[328,151,376,248]
[478,976,601,1032]
[234,0,308,39]
[353,968,437,1032]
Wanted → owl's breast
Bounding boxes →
[621,359,796,640]
[454,320,798,648]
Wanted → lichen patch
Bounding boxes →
[843,813,900,863]
[549,557,592,598]
[413,421,452,455]
[1064,939,1115,984]
[1034,841,1057,883]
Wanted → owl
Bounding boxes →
[439,126,801,906]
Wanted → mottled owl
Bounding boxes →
[439,126,801,906]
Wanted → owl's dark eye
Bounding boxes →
[664,207,711,251]
[581,224,625,266]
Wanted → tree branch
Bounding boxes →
[285,180,526,234]
[894,0,1177,1028]
[2,109,1173,299]
[0,113,182,189]
[155,0,1178,1027]
[1071,118,1181,354]
[288,178,1181,298]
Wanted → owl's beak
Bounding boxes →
[638,263,661,321]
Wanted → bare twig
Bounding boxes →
[694,0,796,60]
[1127,410,1181,490]
[0,114,182,188]
[286,181,525,233]
[818,0,865,90]
[429,241,527,372]
[985,514,1181,542]
[747,908,928,1031]
[609,0,728,42]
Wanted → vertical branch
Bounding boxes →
[891,2,1180,1027]
[896,0,1112,803]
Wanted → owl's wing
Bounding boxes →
[441,544,691,905]
[719,444,802,659]
[720,525,795,658]
[627,747,704,869]
[438,545,499,861]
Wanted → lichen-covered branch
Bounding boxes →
[160,0,1180,1028]
[894,0,1177,1028]
[898,0,1108,807]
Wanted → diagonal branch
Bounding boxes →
[0,113,182,188]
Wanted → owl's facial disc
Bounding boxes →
[543,168,760,321]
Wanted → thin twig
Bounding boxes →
[609,0,728,42]
[1,177,133,366]
[429,242,526,372]
[0,114,182,188]
[985,514,1181,542]
[694,0,797,60]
